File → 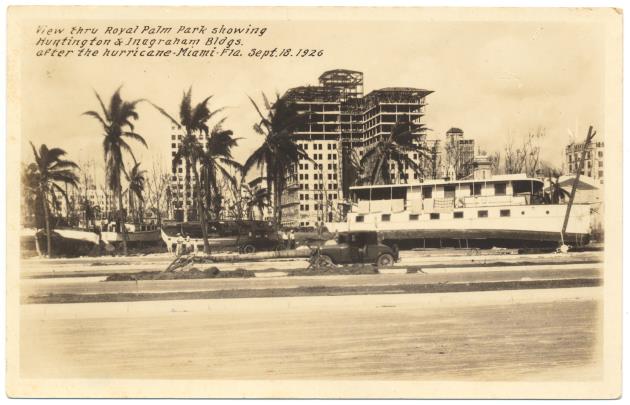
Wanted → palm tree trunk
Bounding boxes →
[42,190,53,258]
[374,155,387,185]
[118,187,128,255]
[274,172,282,232]
[192,164,210,254]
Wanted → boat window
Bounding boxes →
[478,210,488,218]
[409,214,419,220]
[444,185,456,199]
[500,209,511,217]
[356,215,364,223]
[453,211,464,219]
[422,187,433,199]
[430,213,440,220]
[494,183,507,196]
[381,214,391,222]
[470,183,482,196]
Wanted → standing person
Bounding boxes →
[289,229,296,249]
[185,235,192,254]
[281,230,289,250]
[176,233,184,256]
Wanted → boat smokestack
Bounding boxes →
[472,154,492,180]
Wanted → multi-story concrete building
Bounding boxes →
[565,141,605,185]
[444,127,475,180]
[279,69,433,228]
[169,125,209,222]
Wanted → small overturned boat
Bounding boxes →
[23,227,100,257]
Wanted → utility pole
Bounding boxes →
[560,125,596,246]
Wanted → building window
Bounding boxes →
[356,215,364,223]
[422,187,433,199]
[500,209,511,217]
[478,210,488,218]
[409,214,419,220]
[430,213,440,220]
[494,183,506,196]
[381,214,391,221]
[454,211,464,219]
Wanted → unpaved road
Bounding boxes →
[21,287,601,381]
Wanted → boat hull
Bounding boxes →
[32,229,99,257]
[101,230,161,244]
[327,203,592,248]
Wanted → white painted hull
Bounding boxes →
[101,230,161,243]
[327,203,591,244]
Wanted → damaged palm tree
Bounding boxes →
[360,121,431,184]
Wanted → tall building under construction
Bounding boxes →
[279,69,433,228]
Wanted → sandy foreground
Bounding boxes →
[18,250,603,382]
[20,287,601,381]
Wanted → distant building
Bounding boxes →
[565,141,604,185]
[279,69,434,227]
[444,127,475,180]
[169,126,209,222]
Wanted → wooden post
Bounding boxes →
[561,126,596,245]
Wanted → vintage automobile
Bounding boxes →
[310,231,399,267]
[237,231,281,254]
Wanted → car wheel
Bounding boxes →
[377,253,394,267]
[242,244,256,254]
[316,254,334,267]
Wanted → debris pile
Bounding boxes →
[105,267,255,282]
[291,264,380,277]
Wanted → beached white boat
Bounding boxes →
[100,223,161,244]
[326,172,592,248]
[22,227,100,257]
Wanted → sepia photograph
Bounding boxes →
[5,5,623,398]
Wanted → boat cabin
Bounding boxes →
[349,174,545,214]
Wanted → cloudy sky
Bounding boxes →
[20,9,606,184]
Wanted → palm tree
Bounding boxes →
[201,119,242,220]
[343,147,367,190]
[80,197,96,228]
[154,88,224,253]
[22,163,43,228]
[243,93,309,229]
[127,161,147,223]
[83,87,147,255]
[28,142,79,257]
[360,121,431,185]
[544,167,570,204]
